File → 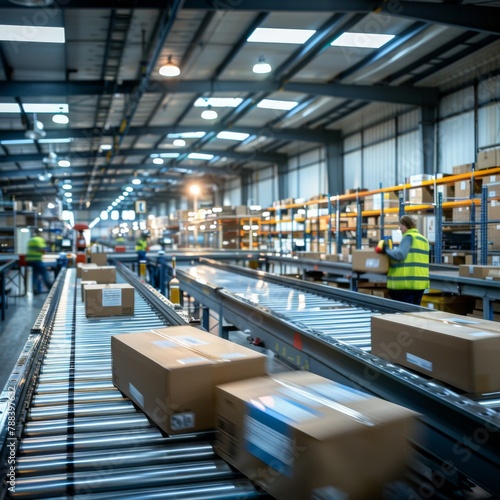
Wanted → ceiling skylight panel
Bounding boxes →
[247,27,315,44]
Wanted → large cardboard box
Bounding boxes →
[112,326,267,435]
[76,263,98,279]
[90,252,108,266]
[408,311,500,333]
[452,163,473,175]
[408,186,433,204]
[352,249,389,274]
[85,283,134,317]
[454,179,483,198]
[81,265,117,284]
[215,371,417,500]
[371,313,500,393]
[477,148,500,170]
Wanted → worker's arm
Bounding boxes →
[385,235,412,261]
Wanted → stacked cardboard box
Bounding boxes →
[112,326,266,434]
[81,265,117,283]
[76,263,98,279]
[477,148,500,169]
[215,371,418,500]
[352,249,389,274]
[371,312,500,393]
[459,265,500,279]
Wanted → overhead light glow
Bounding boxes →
[167,132,206,139]
[47,203,55,209]
[131,178,141,185]
[38,137,73,144]
[100,144,112,151]
[66,198,73,203]
[331,32,395,48]
[125,186,133,192]
[0,139,34,145]
[253,55,272,74]
[201,106,218,120]
[0,24,65,44]
[152,157,164,165]
[159,56,180,77]
[0,103,68,113]
[89,217,100,229]
[173,139,186,147]
[100,211,109,220]
[159,152,180,158]
[188,153,214,160]
[52,113,69,124]
[257,99,298,111]
[194,97,243,108]
[62,183,72,190]
[123,191,129,196]
[58,159,71,167]
[64,192,72,197]
[247,27,315,44]
[119,195,125,200]
[217,131,250,141]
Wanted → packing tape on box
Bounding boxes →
[150,329,240,364]
[270,377,376,427]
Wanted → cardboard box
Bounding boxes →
[215,371,417,500]
[486,269,500,281]
[112,326,266,434]
[477,148,500,170]
[408,311,500,334]
[408,186,433,204]
[81,266,117,284]
[371,313,500,393]
[76,263,98,279]
[454,179,482,198]
[81,280,97,302]
[90,252,108,266]
[441,253,466,265]
[459,265,500,279]
[352,249,389,274]
[452,163,473,175]
[85,283,134,317]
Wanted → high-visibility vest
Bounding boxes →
[387,229,430,290]
[26,236,46,263]
[135,238,148,252]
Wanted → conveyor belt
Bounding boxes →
[1,267,268,499]
[176,260,500,497]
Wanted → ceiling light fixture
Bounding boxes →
[159,56,180,77]
[0,23,64,43]
[131,178,142,185]
[173,139,186,147]
[252,55,272,74]
[152,157,164,165]
[201,105,218,120]
[25,114,46,140]
[58,159,71,167]
[52,106,69,124]
[8,0,54,7]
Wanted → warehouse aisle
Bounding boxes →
[0,293,46,389]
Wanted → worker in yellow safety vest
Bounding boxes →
[376,215,430,305]
[26,232,53,295]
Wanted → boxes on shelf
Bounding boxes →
[477,148,500,169]
[487,269,500,281]
[441,253,466,265]
[215,371,418,500]
[408,186,433,204]
[454,179,483,198]
[407,174,434,185]
[85,283,134,318]
[465,255,500,266]
[421,293,475,314]
[112,326,266,435]
[371,312,500,393]
[364,192,399,211]
[452,163,473,175]
[81,265,117,284]
[459,265,500,279]
[352,249,389,274]
[488,200,500,221]
[452,206,480,223]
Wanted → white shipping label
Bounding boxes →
[153,340,177,348]
[129,383,144,407]
[492,256,500,266]
[102,288,122,307]
[365,258,380,268]
[219,352,247,359]
[460,181,466,190]
[492,200,497,207]
[448,318,478,325]
[170,412,195,431]
[489,190,497,198]
[407,353,433,372]
[177,356,210,365]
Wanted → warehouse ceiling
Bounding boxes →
[0,0,499,213]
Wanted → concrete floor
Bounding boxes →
[0,292,47,389]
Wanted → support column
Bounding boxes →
[277,161,288,201]
[241,169,252,205]
[326,133,343,195]
[421,105,437,175]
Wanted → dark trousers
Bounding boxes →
[388,289,425,305]
[28,261,52,294]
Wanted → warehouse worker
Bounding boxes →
[135,230,150,260]
[26,232,53,295]
[376,215,430,305]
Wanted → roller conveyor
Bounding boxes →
[1,267,268,499]
[176,259,500,497]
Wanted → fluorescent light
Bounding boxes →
[62,183,72,190]
[89,217,100,229]
[39,138,73,144]
[52,113,69,124]
[126,186,133,192]
[119,195,125,201]
[132,178,142,185]
[64,192,72,197]
[194,97,243,108]
[0,103,69,113]
[173,139,186,147]
[247,27,315,44]
[159,152,180,158]
[0,24,65,44]
[66,198,73,203]
[167,132,206,139]
[188,153,214,160]
[58,159,71,167]
[217,131,250,141]
[257,99,298,111]
[0,139,34,145]
[152,157,164,165]
[47,203,55,209]
[331,32,395,48]
[100,144,112,151]
[123,191,129,196]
